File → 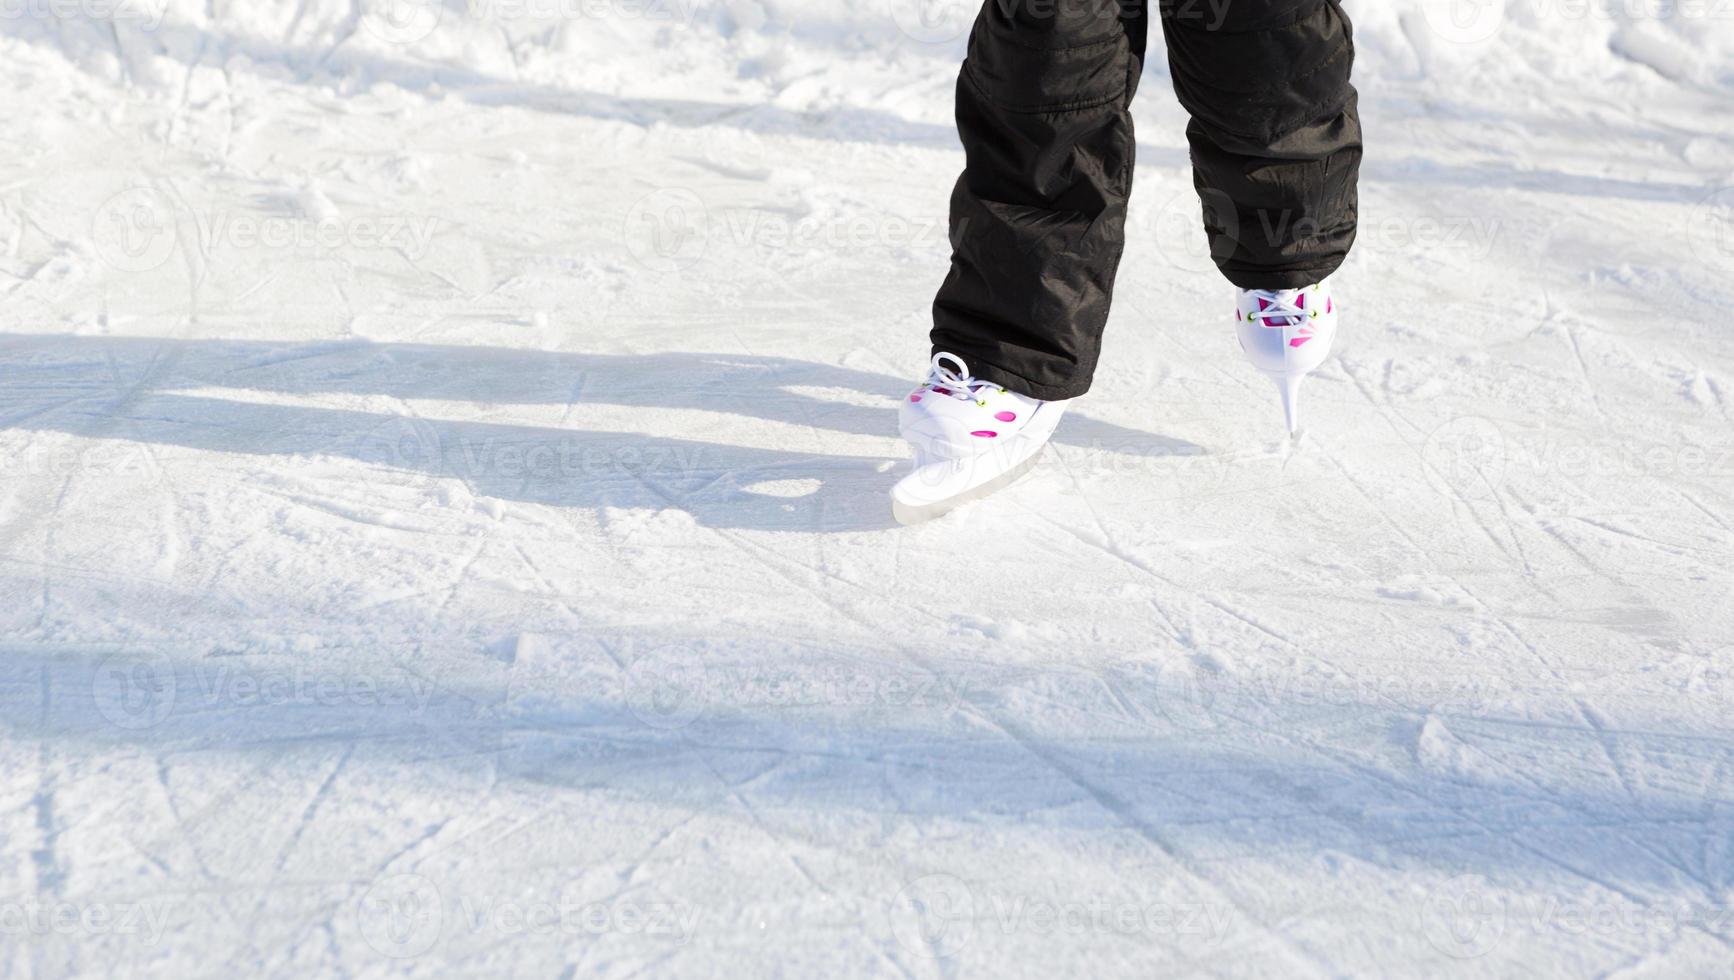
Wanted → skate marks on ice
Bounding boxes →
[0,335,1201,532]
[8,638,1734,974]
[0,18,973,154]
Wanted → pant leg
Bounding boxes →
[930,0,1148,401]
[1160,0,1360,289]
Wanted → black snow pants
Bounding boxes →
[930,0,1361,400]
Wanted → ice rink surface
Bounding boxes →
[2,1,1734,975]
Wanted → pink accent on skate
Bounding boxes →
[909,394,922,402]
[933,387,952,396]
[994,411,1017,422]
[1326,296,1333,314]
[1290,336,1312,347]
[970,430,998,438]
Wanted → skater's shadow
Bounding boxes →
[9,641,1733,905]
[0,335,1203,532]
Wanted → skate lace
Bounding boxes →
[1243,285,1333,330]
[1244,289,1306,328]
[924,352,1002,406]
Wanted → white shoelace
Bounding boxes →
[1245,288,1307,328]
[925,352,1002,405]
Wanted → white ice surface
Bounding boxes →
[3,1,1734,976]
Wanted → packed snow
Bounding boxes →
[2,0,1733,976]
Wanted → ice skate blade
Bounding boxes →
[891,448,1046,526]
[1268,371,1305,436]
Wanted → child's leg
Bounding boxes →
[930,0,1149,401]
[1160,0,1361,289]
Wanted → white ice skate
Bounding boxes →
[1235,279,1339,435]
[892,352,1066,525]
